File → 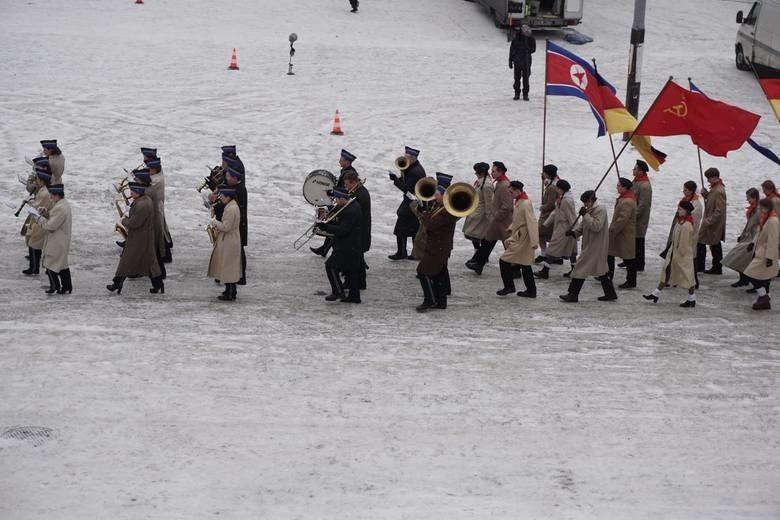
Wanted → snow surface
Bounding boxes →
[0,0,778,518]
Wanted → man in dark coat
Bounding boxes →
[343,170,371,290]
[416,183,459,312]
[221,145,245,176]
[106,182,163,295]
[388,146,426,260]
[318,189,362,303]
[349,0,358,13]
[225,164,248,284]
[311,149,358,257]
[509,25,536,101]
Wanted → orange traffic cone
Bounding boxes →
[330,109,344,135]
[228,48,239,70]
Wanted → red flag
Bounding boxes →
[635,80,760,157]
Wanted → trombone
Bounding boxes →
[293,179,367,250]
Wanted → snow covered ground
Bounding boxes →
[0,0,778,518]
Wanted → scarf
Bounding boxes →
[619,190,636,200]
[494,174,509,184]
[681,192,699,203]
[634,172,650,183]
[746,199,758,220]
[515,192,528,202]
[709,178,725,189]
[760,209,778,228]
[677,214,694,225]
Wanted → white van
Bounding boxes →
[735,0,780,70]
[473,0,583,30]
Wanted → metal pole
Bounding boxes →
[623,0,646,140]
[541,39,549,204]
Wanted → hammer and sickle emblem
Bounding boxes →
[664,101,688,118]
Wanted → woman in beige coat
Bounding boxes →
[37,184,72,294]
[536,179,577,278]
[744,198,779,310]
[22,171,53,276]
[723,188,761,288]
[496,181,539,298]
[468,161,512,274]
[643,201,696,308]
[461,162,493,264]
[208,187,242,301]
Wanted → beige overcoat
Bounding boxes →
[544,191,578,258]
[698,183,727,245]
[48,154,65,185]
[570,201,609,278]
[661,220,695,289]
[40,198,72,272]
[208,200,241,283]
[485,179,513,242]
[608,196,637,260]
[538,180,558,241]
[462,176,493,241]
[410,201,428,259]
[743,216,779,281]
[25,187,52,250]
[500,197,539,266]
[145,177,169,257]
[722,209,760,273]
[633,178,652,237]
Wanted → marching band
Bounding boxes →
[11,139,780,311]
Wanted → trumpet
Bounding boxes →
[198,165,225,192]
[394,155,411,172]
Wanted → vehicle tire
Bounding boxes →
[735,44,750,71]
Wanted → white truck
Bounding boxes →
[735,0,780,70]
[473,0,583,30]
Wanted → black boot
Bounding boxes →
[58,269,72,294]
[635,237,646,271]
[218,284,232,301]
[416,275,437,312]
[46,270,61,294]
[517,265,537,297]
[559,277,584,302]
[150,275,165,294]
[23,247,37,275]
[619,259,637,289]
[598,275,618,301]
[106,276,124,294]
[388,235,408,260]
[230,283,237,300]
[534,266,549,279]
[497,260,516,295]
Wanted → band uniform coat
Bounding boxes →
[40,197,72,272]
[115,194,161,278]
[500,197,539,266]
[48,153,65,185]
[660,220,695,289]
[722,209,761,273]
[570,201,609,279]
[145,178,168,258]
[25,187,52,250]
[208,199,241,283]
[544,191,578,258]
[393,161,425,237]
[743,215,779,281]
[633,178,652,238]
[608,196,637,260]
[538,180,558,241]
[462,176,493,241]
[417,206,459,277]
[410,201,429,260]
[321,200,362,272]
[484,179,513,242]
[698,183,727,245]
[351,184,371,252]
[150,170,172,244]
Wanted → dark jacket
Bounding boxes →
[393,160,426,236]
[321,200,362,271]
[351,184,372,252]
[336,165,357,188]
[116,195,161,278]
[417,206,459,277]
[234,181,248,246]
[509,34,536,70]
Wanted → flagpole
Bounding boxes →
[568,77,675,231]
[688,78,706,186]
[592,58,622,180]
[541,39,550,204]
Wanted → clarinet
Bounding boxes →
[14,198,30,217]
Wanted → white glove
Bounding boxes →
[405,191,416,201]
[25,205,40,217]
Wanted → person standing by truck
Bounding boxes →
[509,25,536,101]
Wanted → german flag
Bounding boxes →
[753,64,780,123]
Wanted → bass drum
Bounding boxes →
[302,169,337,206]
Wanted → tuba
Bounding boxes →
[414,177,438,203]
[394,155,411,172]
[440,182,479,218]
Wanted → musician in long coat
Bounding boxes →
[343,170,371,290]
[224,165,248,284]
[23,171,53,276]
[697,167,727,274]
[468,161,512,274]
[106,183,163,295]
[644,201,697,308]
[388,146,425,260]
[311,148,359,258]
[416,187,459,312]
[497,181,538,298]
[318,189,363,303]
[723,188,761,287]
[208,187,242,301]
[146,157,172,262]
[537,179,577,278]
[559,191,616,302]
[133,168,167,280]
[462,162,493,262]
[38,184,72,295]
[743,198,779,310]
[607,178,637,289]
[41,139,64,185]
[537,164,559,263]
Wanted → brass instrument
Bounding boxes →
[198,165,225,192]
[431,182,479,218]
[114,223,128,239]
[394,155,411,172]
[114,199,129,240]
[293,178,366,250]
[205,200,221,245]
[414,177,438,202]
